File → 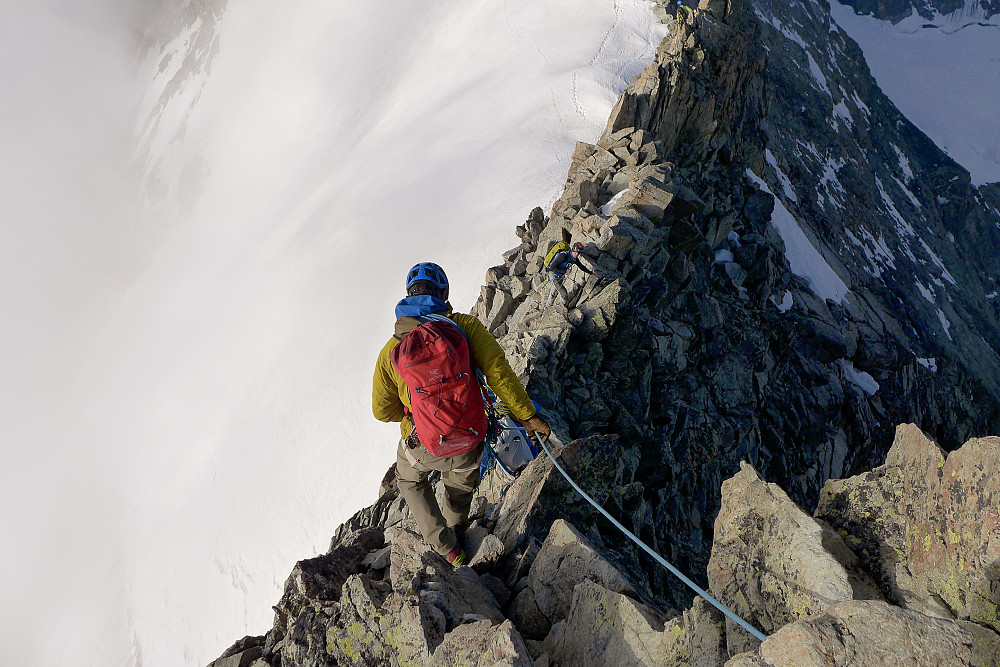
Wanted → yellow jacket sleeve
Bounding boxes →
[372,337,402,423]
[372,337,415,440]
[451,313,536,422]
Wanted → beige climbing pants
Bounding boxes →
[395,439,483,555]
[544,279,569,307]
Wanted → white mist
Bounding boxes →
[0,1,667,665]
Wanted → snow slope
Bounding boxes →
[831,0,1000,186]
[0,1,667,666]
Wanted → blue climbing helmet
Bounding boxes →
[405,262,449,291]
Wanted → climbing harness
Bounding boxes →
[478,392,542,501]
[480,441,518,502]
[535,436,769,643]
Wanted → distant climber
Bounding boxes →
[676,1,695,25]
[543,241,603,307]
[372,262,551,566]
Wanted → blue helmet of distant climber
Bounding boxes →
[406,262,449,292]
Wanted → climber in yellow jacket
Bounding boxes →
[372,262,550,565]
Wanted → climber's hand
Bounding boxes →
[523,415,551,444]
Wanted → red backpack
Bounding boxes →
[390,316,489,457]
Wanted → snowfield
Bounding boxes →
[0,1,667,666]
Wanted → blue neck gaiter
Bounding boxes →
[394,295,450,319]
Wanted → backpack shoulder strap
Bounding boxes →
[422,313,467,341]
[393,315,428,340]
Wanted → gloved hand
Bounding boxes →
[523,415,551,443]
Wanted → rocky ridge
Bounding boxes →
[474,0,1000,605]
[208,428,1000,664]
[210,0,1000,664]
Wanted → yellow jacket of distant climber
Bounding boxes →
[372,310,537,444]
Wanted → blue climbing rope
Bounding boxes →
[536,436,769,643]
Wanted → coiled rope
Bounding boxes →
[536,436,768,643]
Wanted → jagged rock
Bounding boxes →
[622,180,675,224]
[320,574,403,666]
[329,490,408,550]
[507,535,543,585]
[314,525,515,667]
[208,635,264,667]
[815,424,1000,632]
[598,215,648,261]
[273,527,384,638]
[569,141,596,172]
[526,206,546,241]
[708,462,883,655]
[541,580,667,666]
[466,524,505,570]
[385,523,505,627]
[379,464,398,497]
[507,585,551,641]
[430,619,533,667]
[667,597,728,667]
[540,580,726,666]
[477,285,497,320]
[603,9,767,167]
[575,280,622,341]
[523,519,651,625]
[362,545,392,571]
[570,179,600,209]
[725,599,1000,667]
[487,289,520,332]
[492,435,623,558]
[481,573,512,608]
[511,305,573,335]
[509,276,531,300]
[475,619,535,666]
[486,265,509,286]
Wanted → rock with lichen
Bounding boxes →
[815,424,1000,633]
[707,462,883,655]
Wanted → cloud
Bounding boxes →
[0,3,143,665]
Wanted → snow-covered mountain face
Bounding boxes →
[753,0,1000,401]
[840,0,999,22]
[830,0,1000,187]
